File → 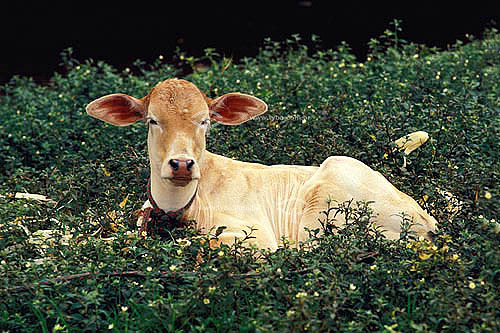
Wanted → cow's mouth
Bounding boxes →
[168,176,193,187]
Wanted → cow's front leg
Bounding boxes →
[209,214,279,251]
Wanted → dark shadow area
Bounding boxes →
[1,2,498,84]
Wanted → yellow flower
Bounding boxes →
[121,306,128,312]
[313,291,319,297]
[419,252,432,260]
[295,291,307,298]
[119,194,129,209]
[484,191,492,200]
[177,238,192,247]
[203,298,210,305]
[169,265,177,272]
[384,323,399,332]
[349,283,356,291]
[469,281,476,289]
[146,266,153,272]
[218,251,224,257]
[108,323,114,330]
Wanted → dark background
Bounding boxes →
[1,2,498,84]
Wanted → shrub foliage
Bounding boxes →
[1,23,499,331]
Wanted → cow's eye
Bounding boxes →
[148,119,158,126]
[200,119,210,127]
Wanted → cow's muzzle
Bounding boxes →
[167,158,195,186]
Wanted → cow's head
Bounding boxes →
[86,79,267,187]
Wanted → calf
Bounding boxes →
[86,79,437,250]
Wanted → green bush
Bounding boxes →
[1,22,499,331]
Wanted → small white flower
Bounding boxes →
[53,323,65,331]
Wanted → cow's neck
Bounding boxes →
[150,169,199,212]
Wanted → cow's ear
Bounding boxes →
[86,94,146,126]
[208,93,267,125]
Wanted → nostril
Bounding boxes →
[169,159,180,171]
[186,159,195,171]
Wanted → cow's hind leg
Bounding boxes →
[297,156,437,241]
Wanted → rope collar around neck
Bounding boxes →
[139,178,197,238]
